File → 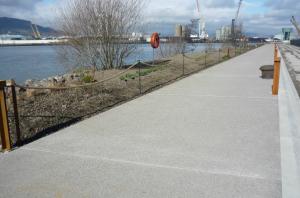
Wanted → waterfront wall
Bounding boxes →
[0,39,67,46]
[291,39,300,47]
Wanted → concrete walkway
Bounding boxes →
[0,45,281,198]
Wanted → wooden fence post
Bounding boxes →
[274,44,278,60]
[182,53,185,76]
[205,50,207,67]
[272,57,281,95]
[138,61,142,94]
[0,80,11,151]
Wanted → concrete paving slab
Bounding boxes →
[0,149,281,198]
[0,44,281,198]
[278,45,300,198]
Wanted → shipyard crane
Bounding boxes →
[195,0,208,40]
[235,0,243,23]
[291,16,300,36]
[30,23,41,39]
[231,0,243,44]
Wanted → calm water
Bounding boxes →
[0,43,221,83]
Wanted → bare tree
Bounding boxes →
[158,38,187,59]
[57,0,144,76]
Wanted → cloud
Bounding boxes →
[0,0,42,9]
[0,0,299,36]
[264,0,300,9]
[0,0,58,26]
[205,0,235,8]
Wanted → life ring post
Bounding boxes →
[150,32,160,65]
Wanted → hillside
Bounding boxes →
[0,17,58,36]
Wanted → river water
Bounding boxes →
[0,43,221,83]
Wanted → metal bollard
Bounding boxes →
[272,57,281,95]
[0,80,11,151]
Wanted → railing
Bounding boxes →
[0,44,261,151]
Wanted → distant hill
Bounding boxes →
[0,17,58,37]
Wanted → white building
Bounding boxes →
[216,29,221,40]
[0,34,26,40]
[215,26,231,41]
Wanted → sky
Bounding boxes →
[0,0,299,36]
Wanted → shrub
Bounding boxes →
[222,55,230,60]
[82,75,93,83]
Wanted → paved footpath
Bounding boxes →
[0,45,281,198]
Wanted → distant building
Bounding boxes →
[282,28,293,41]
[129,32,144,42]
[274,28,297,41]
[274,34,283,41]
[215,26,231,41]
[182,25,187,38]
[0,34,25,40]
[175,24,183,37]
[216,29,221,40]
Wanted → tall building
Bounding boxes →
[282,28,293,41]
[216,26,232,41]
[216,29,221,40]
[175,24,183,37]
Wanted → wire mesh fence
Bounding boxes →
[1,43,261,148]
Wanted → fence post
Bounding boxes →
[10,80,21,146]
[0,80,11,151]
[227,48,230,58]
[138,60,142,94]
[272,57,281,95]
[235,46,237,56]
[182,52,185,76]
[218,48,221,62]
[205,50,207,67]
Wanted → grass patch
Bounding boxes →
[222,55,230,60]
[82,75,93,83]
[120,66,161,81]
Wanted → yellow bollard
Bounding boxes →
[274,44,278,60]
[272,57,281,95]
[0,80,11,151]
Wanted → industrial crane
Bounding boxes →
[235,0,243,23]
[30,23,41,39]
[231,0,243,44]
[291,16,300,36]
[195,0,208,40]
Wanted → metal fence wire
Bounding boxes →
[1,44,260,149]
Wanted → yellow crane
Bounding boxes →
[195,0,208,39]
[30,23,41,39]
[231,0,243,43]
[291,16,300,36]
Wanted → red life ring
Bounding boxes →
[150,32,160,49]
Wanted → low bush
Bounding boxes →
[82,75,93,83]
[222,55,230,60]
